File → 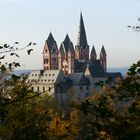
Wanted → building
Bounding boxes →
[27,70,64,104]
[43,13,107,75]
[28,13,122,106]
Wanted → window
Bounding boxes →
[32,74,34,76]
[45,74,47,76]
[43,87,45,92]
[52,58,56,64]
[52,74,55,77]
[48,79,50,82]
[52,79,54,82]
[80,86,83,90]
[37,87,39,92]
[31,86,34,91]
[35,74,37,76]
[44,58,49,64]
[49,74,51,76]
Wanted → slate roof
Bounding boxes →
[66,73,90,86]
[45,32,58,52]
[90,45,97,58]
[85,61,122,80]
[28,70,62,84]
[86,60,106,77]
[77,13,88,49]
[74,59,87,72]
[100,45,106,56]
[59,34,74,53]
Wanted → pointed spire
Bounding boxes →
[60,34,74,53]
[90,45,97,60]
[77,13,88,48]
[46,32,55,45]
[101,45,106,56]
[46,32,57,51]
[64,34,70,43]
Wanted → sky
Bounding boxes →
[0,0,140,70]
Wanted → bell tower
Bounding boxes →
[75,13,89,61]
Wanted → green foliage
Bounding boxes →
[0,42,140,140]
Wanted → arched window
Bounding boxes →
[44,58,49,64]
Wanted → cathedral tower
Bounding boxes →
[58,34,75,75]
[75,13,89,60]
[100,45,107,72]
[43,32,58,70]
[90,45,97,61]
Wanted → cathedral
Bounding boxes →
[43,13,106,76]
[28,13,122,104]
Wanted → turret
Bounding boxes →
[58,34,75,75]
[43,32,58,70]
[90,45,97,61]
[100,45,107,72]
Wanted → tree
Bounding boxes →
[73,60,140,140]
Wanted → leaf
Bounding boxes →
[14,62,20,67]
[3,44,9,48]
[9,63,12,71]
[27,42,32,46]
[15,53,20,58]
[0,55,5,59]
[10,53,15,56]
[0,65,6,72]
[15,42,19,44]
[12,74,20,81]
[0,46,3,49]
[27,49,33,55]
[33,43,37,45]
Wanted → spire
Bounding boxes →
[46,32,55,45]
[46,32,57,51]
[60,34,74,53]
[100,45,106,56]
[90,45,97,60]
[64,34,70,43]
[77,13,88,48]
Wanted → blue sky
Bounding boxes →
[0,0,140,69]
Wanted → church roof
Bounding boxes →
[90,45,97,57]
[46,32,57,51]
[87,60,106,77]
[77,13,88,49]
[100,45,106,56]
[74,59,87,73]
[67,73,90,85]
[59,34,74,53]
